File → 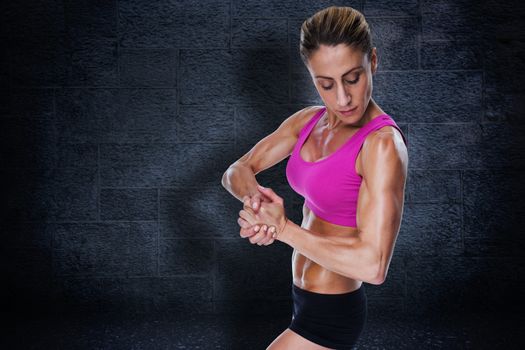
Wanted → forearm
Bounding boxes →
[278,219,382,284]
[222,163,259,202]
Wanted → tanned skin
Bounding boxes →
[222,43,408,350]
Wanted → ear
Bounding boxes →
[370,47,378,75]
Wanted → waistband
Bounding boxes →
[292,283,365,298]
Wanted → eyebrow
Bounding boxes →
[315,66,363,79]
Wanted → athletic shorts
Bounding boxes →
[288,283,367,349]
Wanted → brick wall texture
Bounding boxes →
[1,0,524,318]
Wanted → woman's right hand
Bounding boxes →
[247,190,266,211]
[238,193,278,246]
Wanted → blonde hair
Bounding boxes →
[299,6,373,65]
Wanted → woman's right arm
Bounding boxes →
[221,106,316,203]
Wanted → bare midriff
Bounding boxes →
[292,202,363,294]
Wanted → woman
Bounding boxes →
[222,6,408,350]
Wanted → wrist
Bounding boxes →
[273,217,289,240]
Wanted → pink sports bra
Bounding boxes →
[285,106,407,228]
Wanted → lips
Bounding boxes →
[339,106,357,113]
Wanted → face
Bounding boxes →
[306,43,377,125]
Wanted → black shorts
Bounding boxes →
[288,283,368,350]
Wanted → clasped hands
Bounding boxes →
[238,185,288,246]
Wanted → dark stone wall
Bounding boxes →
[1,0,524,321]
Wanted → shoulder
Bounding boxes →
[363,121,406,153]
[286,105,325,137]
[365,126,407,157]
[357,124,408,177]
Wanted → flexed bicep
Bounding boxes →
[355,129,408,283]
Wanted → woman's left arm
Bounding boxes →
[278,131,408,285]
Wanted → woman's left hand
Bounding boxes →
[239,185,288,241]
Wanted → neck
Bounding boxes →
[323,110,369,131]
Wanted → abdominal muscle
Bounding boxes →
[290,107,378,294]
[291,203,363,294]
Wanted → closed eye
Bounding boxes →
[321,76,360,90]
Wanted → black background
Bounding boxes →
[1,0,524,348]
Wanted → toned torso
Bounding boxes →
[292,103,396,294]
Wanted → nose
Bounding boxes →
[336,84,351,107]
